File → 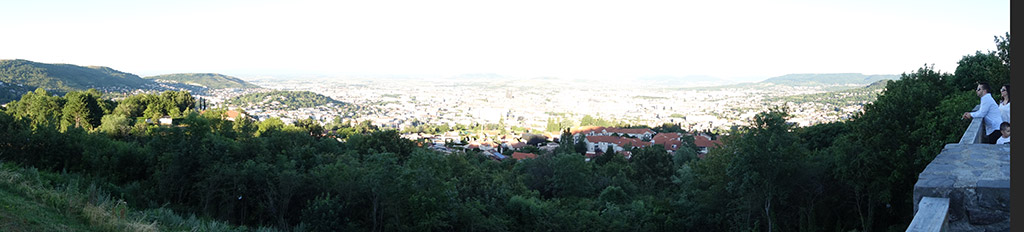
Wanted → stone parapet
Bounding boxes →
[913,143,1010,232]
[959,109,984,144]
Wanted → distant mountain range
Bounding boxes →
[0,59,262,103]
[759,73,899,86]
[145,73,262,89]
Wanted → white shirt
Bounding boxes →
[970,93,1002,134]
[999,101,1010,123]
[996,136,1010,144]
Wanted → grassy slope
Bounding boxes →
[0,163,259,232]
[0,187,94,231]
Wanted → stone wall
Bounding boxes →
[913,142,1010,231]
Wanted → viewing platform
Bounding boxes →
[909,110,1010,232]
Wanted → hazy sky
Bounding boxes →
[0,0,1009,81]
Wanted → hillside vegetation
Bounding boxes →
[225,90,345,110]
[145,73,261,89]
[0,59,151,93]
[760,73,899,86]
[768,79,889,105]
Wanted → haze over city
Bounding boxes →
[0,0,1010,82]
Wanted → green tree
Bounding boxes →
[629,145,675,190]
[549,152,593,197]
[953,52,1007,90]
[99,114,132,137]
[672,144,698,167]
[294,118,325,138]
[580,114,596,126]
[833,65,955,231]
[5,88,64,128]
[995,32,1010,69]
[60,90,104,131]
[724,108,806,232]
[574,133,588,155]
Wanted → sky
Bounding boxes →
[0,0,1010,82]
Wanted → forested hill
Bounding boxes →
[145,73,261,89]
[225,90,346,110]
[0,59,152,93]
[760,73,899,86]
[767,79,890,105]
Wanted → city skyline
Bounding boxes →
[0,0,1009,81]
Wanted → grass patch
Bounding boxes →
[0,162,263,231]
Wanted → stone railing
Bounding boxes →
[958,105,985,144]
[910,115,1010,232]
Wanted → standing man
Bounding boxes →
[963,82,1003,144]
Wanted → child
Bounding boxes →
[996,122,1010,144]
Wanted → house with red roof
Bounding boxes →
[512,152,538,160]
[652,132,683,153]
[572,126,656,140]
[693,134,722,154]
[605,128,656,140]
[584,136,653,154]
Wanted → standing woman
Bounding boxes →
[999,84,1010,123]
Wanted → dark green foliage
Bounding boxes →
[598,185,628,204]
[225,90,345,111]
[60,89,105,131]
[953,52,1008,90]
[723,109,806,231]
[574,133,588,155]
[0,59,152,102]
[347,130,416,161]
[629,145,675,190]
[4,88,64,128]
[652,123,685,133]
[145,73,262,89]
[995,32,1010,68]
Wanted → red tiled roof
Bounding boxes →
[694,135,722,148]
[225,110,242,119]
[652,133,683,151]
[586,136,653,148]
[512,152,538,160]
[652,133,681,142]
[606,128,655,135]
[659,140,683,151]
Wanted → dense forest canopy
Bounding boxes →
[0,33,1010,231]
[225,90,346,111]
[145,73,262,89]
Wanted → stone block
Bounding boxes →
[945,190,966,222]
[966,208,1007,225]
[915,176,955,189]
[975,183,1010,212]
